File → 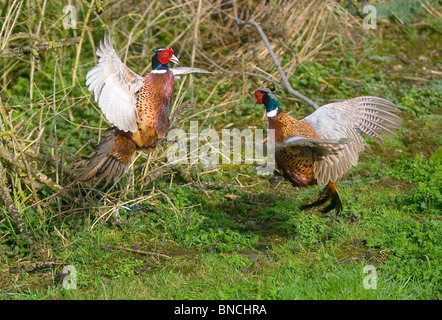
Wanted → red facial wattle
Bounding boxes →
[255,91,264,104]
[158,48,174,65]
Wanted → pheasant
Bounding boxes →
[254,88,402,213]
[76,34,209,185]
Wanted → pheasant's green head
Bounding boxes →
[254,88,280,117]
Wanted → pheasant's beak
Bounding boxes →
[170,54,179,65]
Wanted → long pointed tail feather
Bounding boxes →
[78,127,135,185]
[28,128,137,209]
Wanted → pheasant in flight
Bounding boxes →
[254,88,402,213]
[77,34,209,185]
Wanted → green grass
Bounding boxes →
[2,142,440,299]
[1,1,441,300]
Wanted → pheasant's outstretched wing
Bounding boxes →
[301,96,402,185]
[170,67,212,76]
[86,34,143,133]
[277,136,350,156]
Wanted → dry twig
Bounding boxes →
[224,15,319,110]
[0,37,80,59]
[102,243,172,260]
[0,159,33,244]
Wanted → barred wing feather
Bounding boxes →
[301,96,402,186]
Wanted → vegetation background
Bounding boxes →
[0,0,441,299]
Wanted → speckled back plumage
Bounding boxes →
[268,110,318,142]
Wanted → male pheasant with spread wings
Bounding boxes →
[254,88,402,213]
[76,34,209,185]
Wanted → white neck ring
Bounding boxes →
[151,69,167,74]
[266,109,278,118]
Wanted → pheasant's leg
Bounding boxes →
[269,169,285,183]
[300,182,343,213]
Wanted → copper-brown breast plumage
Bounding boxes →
[269,110,319,186]
[132,70,175,148]
[268,111,318,142]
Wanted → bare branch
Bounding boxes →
[102,243,173,259]
[0,146,75,203]
[196,48,285,90]
[0,37,80,59]
[0,159,33,244]
[227,15,320,110]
